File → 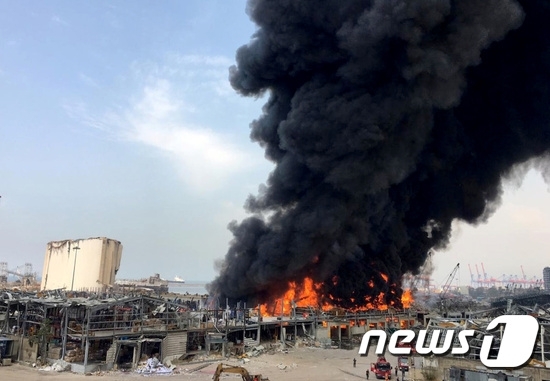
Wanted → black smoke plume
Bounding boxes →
[208,0,550,309]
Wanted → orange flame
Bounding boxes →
[259,274,413,316]
[260,277,332,316]
[401,289,413,309]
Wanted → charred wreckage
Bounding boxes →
[0,287,549,379]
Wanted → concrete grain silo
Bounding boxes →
[41,237,122,292]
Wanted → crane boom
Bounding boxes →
[468,264,474,285]
[441,263,460,298]
[481,262,487,281]
[475,264,481,281]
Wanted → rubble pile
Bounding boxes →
[39,359,71,372]
[64,347,83,363]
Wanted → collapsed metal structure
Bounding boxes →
[410,291,550,381]
[0,288,421,373]
[0,290,206,372]
[2,287,550,377]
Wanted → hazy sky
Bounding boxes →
[1,1,548,287]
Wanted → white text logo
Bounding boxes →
[358,315,539,368]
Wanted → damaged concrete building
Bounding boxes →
[41,237,122,292]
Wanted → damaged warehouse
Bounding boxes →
[3,286,550,378]
[0,288,420,373]
[0,292,207,372]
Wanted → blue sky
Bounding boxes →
[1,1,549,287]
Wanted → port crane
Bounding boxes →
[0,262,37,286]
[468,264,475,286]
[475,264,482,286]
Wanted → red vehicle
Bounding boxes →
[371,356,392,379]
[397,356,409,372]
[396,340,416,354]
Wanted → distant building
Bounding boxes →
[544,267,550,290]
[41,237,123,292]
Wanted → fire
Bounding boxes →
[401,289,413,309]
[260,277,331,316]
[259,275,414,316]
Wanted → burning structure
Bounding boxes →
[2,286,550,376]
[210,0,550,310]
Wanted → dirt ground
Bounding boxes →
[0,348,406,381]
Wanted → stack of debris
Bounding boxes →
[40,359,71,372]
[245,345,266,358]
[64,347,84,363]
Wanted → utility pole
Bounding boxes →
[71,246,80,291]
